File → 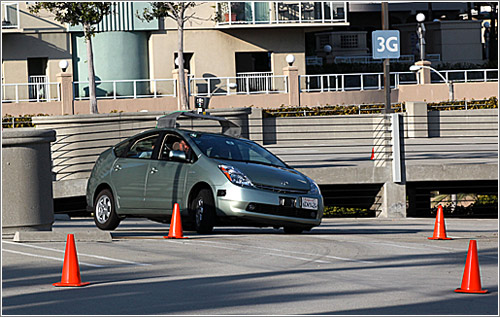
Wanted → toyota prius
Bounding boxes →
[86,112,323,234]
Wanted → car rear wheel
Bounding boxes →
[191,188,216,234]
[94,189,120,230]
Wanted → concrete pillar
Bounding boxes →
[57,72,74,115]
[172,69,189,111]
[283,66,300,107]
[406,101,428,138]
[248,108,264,145]
[2,129,56,234]
[377,182,407,218]
[414,60,432,84]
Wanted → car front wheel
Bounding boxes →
[191,188,216,234]
[94,189,121,230]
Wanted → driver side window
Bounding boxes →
[125,134,159,159]
[159,134,192,161]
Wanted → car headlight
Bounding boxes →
[218,165,254,187]
[306,176,321,195]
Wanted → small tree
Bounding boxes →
[29,2,111,114]
[141,2,201,110]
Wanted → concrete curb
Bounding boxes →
[12,230,112,243]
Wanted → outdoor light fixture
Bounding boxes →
[59,60,69,72]
[323,44,332,53]
[416,13,426,60]
[410,64,454,100]
[286,54,295,66]
[228,82,237,89]
[416,13,425,23]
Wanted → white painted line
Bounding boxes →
[2,240,150,266]
[2,249,104,268]
[198,240,374,264]
[165,239,330,264]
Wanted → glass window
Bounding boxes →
[114,140,130,157]
[125,133,159,159]
[189,133,286,168]
[159,134,192,161]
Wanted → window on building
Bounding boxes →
[340,34,358,49]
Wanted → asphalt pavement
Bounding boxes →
[2,217,498,315]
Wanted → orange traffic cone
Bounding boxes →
[455,240,488,293]
[164,203,188,239]
[53,234,90,287]
[428,205,452,240]
[370,147,375,160]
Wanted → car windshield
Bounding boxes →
[189,133,287,168]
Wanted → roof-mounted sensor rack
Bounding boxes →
[156,111,241,138]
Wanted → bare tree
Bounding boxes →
[29,2,111,114]
[141,2,202,110]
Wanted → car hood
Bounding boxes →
[216,159,310,191]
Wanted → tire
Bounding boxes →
[191,188,216,234]
[283,226,305,234]
[93,189,121,230]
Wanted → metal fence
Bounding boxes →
[190,75,288,96]
[429,69,499,83]
[73,78,177,100]
[301,72,417,92]
[1,82,60,103]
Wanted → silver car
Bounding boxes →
[86,112,323,234]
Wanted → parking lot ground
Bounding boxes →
[2,217,498,315]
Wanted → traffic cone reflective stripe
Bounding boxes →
[455,240,488,293]
[53,234,90,287]
[428,205,452,240]
[164,203,188,239]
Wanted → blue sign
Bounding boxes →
[372,30,400,59]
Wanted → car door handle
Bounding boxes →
[150,167,158,174]
[114,164,122,171]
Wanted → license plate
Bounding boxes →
[301,197,318,210]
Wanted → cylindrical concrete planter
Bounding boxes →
[2,128,56,233]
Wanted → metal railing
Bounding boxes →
[301,72,417,92]
[430,69,499,83]
[190,75,288,97]
[73,78,177,100]
[236,71,274,93]
[334,55,415,64]
[1,82,61,103]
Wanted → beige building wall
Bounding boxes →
[150,28,306,79]
[2,2,71,90]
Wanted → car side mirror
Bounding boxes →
[169,150,188,162]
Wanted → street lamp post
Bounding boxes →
[416,13,426,61]
[410,65,454,100]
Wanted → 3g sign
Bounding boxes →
[372,30,400,59]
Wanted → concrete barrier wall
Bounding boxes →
[428,109,498,137]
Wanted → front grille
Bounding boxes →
[253,183,309,195]
[246,203,317,219]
